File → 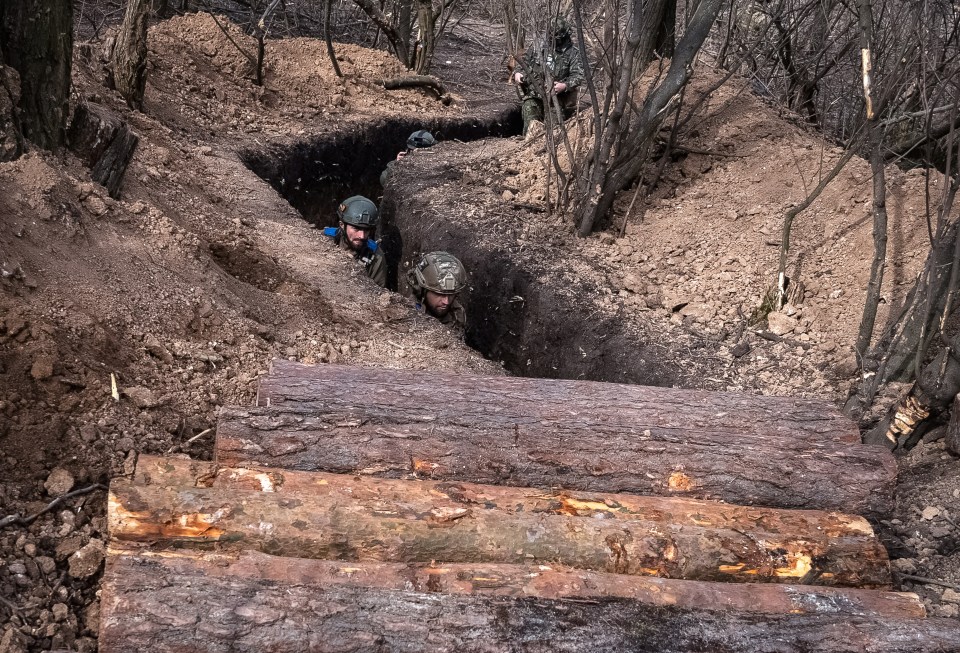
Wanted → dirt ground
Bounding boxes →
[0,11,957,652]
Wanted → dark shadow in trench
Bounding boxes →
[241,107,679,387]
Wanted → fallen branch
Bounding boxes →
[0,484,107,529]
[382,75,449,103]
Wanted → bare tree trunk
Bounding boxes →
[855,129,888,358]
[853,0,888,360]
[503,0,524,55]
[112,0,153,110]
[655,0,677,57]
[0,48,23,161]
[413,0,435,74]
[354,0,411,67]
[575,0,723,235]
[0,0,73,150]
[323,0,343,77]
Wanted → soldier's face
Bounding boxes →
[425,291,454,317]
[343,223,371,251]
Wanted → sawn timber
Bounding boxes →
[214,361,896,516]
[109,455,892,587]
[97,547,959,653]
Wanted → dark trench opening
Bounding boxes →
[242,108,679,387]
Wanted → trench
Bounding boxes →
[243,110,680,387]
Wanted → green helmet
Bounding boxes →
[407,130,436,150]
[550,17,571,42]
[408,251,467,297]
[337,195,379,229]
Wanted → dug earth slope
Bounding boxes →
[0,13,498,652]
[0,12,957,653]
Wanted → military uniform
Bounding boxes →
[325,195,388,289]
[379,160,397,188]
[517,21,585,135]
[407,251,468,333]
[329,228,387,288]
[418,297,466,330]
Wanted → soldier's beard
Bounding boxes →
[348,236,365,250]
[425,292,452,317]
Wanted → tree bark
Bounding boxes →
[218,361,897,517]
[97,548,959,653]
[575,0,723,235]
[112,0,152,110]
[0,0,73,150]
[352,0,410,68]
[947,394,960,455]
[67,103,139,198]
[103,547,924,618]
[382,75,446,97]
[412,0,435,74]
[112,455,892,587]
[0,48,23,161]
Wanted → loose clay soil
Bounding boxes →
[0,12,957,653]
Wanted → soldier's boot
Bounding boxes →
[521,98,544,136]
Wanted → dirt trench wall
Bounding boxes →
[381,164,680,386]
[241,112,678,385]
[241,111,520,226]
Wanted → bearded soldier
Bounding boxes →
[406,251,468,330]
[323,195,387,287]
[512,17,585,136]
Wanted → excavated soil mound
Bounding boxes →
[0,12,958,653]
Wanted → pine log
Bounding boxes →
[215,361,895,516]
[98,548,957,653]
[110,455,891,587]
[104,546,925,616]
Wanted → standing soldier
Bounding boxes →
[407,251,468,331]
[324,195,387,288]
[380,130,437,187]
[512,17,585,136]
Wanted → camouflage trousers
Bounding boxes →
[520,92,578,136]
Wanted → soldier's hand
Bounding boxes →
[513,71,524,84]
[552,81,567,94]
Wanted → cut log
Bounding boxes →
[104,546,924,616]
[66,102,139,198]
[98,547,958,653]
[215,361,896,516]
[111,455,891,587]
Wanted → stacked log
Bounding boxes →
[215,361,897,516]
[98,547,959,653]
[111,455,891,586]
[98,363,948,651]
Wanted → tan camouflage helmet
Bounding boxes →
[408,251,467,297]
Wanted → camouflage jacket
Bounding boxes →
[328,228,387,288]
[518,41,585,101]
[417,298,466,332]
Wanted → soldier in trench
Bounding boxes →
[512,17,585,136]
[407,251,467,331]
[380,130,437,188]
[323,195,387,288]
